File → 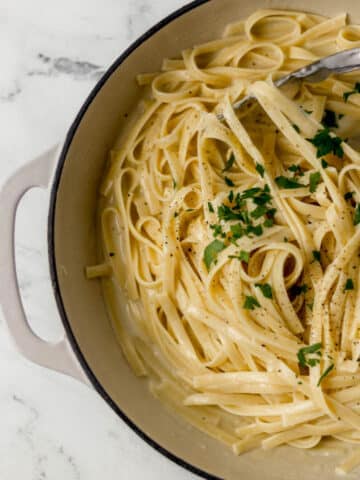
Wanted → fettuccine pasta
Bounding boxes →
[88,9,360,474]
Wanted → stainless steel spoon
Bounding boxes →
[217,47,360,121]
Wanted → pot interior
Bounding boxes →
[51,0,360,478]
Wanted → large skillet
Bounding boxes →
[1,1,359,478]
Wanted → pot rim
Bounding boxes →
[47,0,221,478]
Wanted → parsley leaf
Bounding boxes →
[255,283,273,299]
[229,250,250,263]
[224,177,235,187]
[288,164,303,176]
[210,224,225,238]
[230,223,244,239]
[243,295,260,310]
[344,278,354,291]
[242,187,262,199]
[173,179,177,189]
[203,240,226,270]
[297,343,322,368]
[289,284,308,297]
[246,224,263,236]
[208,202,214,213]
[343,82,360,102]
[256,163,265,177]
[275,176,304,189]
[263,218,274,227]
[321,159,328,169]
[317,364,334,386]
[322,109,338,128]
[354,204,360,226]
[312,250,321,262]
[309,172,321,193]
[251,205,267,219]
[223,153,235,172]
[307,128,344,158]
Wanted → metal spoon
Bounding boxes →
[217,47,360,121]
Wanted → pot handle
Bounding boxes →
[0,146,89,385]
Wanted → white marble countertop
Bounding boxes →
[0,1,198,478]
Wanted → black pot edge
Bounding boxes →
[47,1,223,479]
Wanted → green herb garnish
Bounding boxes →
[223,153,235,172]
[243,295,260,310]
[210,224,225,238]
[297,343,322,368]
[289,284,308,297]
[203,240,226,270]
[228,190,234,203]
[292,124,300,133]
[343,82,360,102]
[354,204,360,226]
[321,159,328,169]
[275,176,304,189]
[309,172,321,193]
[173,179,177,189]
[246,224,263,236]
[256,163,265,177]
[208,202,214,213]
[251,205,267,219]
[230,223,244,239]
[225,176,235,187]
[307,128,344,158]
[344,278,354,291]
[255,283,273,299]
[229,250,250,263]
[288,164,303,176]
[317,364,334,386]
[263,218,274,227]
[312,250,321,262]
[322,109,338,128]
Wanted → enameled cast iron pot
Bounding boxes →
[1,1,359,478]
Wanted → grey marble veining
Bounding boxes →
[0,0,197,478]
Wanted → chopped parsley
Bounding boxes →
[289,284,308,297]
[344,191,354,201]
[275,176,304,189]
[208,202,214,213]
[256,163,265,177]
[243,295,260,310]
[242,187,262,199]
[322,109,338,128]
[309,172,321,193]
[321,159,328,169]
[246,224,263,236]
[224,176,235,187]
[229,250,250,263]
[228,190,234,203]
[203,240,226,270]
[344,278,354,291]
[307,128,344,158]
[297,343,322,368]
[292,124,300,133]
[343,82,360,102]
[312,250,321,262]
[250,205,267,219]
[230,223,244,239]
[354,204,360,226]
[222,153,235,172]
[210,224,226,238]
[173,179,177,189]
[317,364,334,386]
[255,283,273,299]
[263,218,274,227]
[288,164,303,176]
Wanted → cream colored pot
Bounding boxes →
[1,1,359,478]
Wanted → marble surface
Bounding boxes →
[0,1,198,478]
